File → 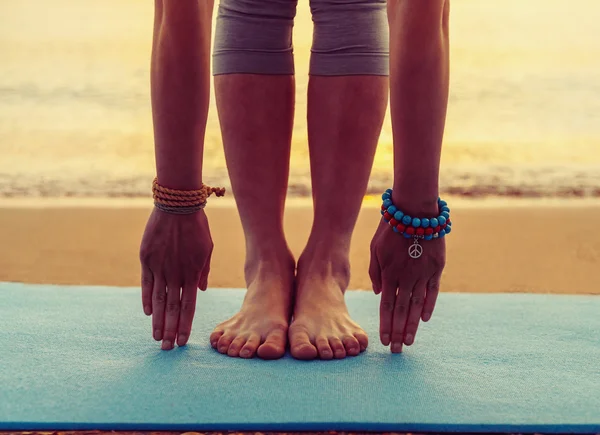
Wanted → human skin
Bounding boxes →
[369,0,450,353]
[139,0,215,351]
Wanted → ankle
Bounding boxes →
[244,245,295,285]
[297,248,351,291]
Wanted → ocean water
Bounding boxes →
[1,0,599,198]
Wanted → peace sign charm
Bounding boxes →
[408,238,423,259]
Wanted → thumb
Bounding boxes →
[368,247,382,294]
[198,249,212,291]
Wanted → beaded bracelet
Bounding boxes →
[152,177,225,215]
[380,189,452,259]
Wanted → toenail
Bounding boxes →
[154,329,162,340]
[405,333,414,344]
[240,349,250,357]
[144,305,151,315]
[382,333,390,343]
[391,342,402,353]
[219,346,227,353]
[162,340,172,350]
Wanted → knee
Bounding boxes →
[309,0,389,76]
[160,0,213,27]
[388,0,447,31]
[213,0,297,75]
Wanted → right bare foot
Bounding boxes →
[209,250,294,360]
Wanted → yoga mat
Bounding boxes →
[0,283,599,433]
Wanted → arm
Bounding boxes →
[140,0,215,351]
[389,0,450,216]
[152,0,214,190]
[369,0,450,353]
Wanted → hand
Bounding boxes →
[369,219,445,353]
[139,208,213,350]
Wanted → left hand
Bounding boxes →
[369,219,446,353]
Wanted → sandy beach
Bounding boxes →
[1,197,598,295]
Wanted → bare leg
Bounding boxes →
[289,76,388,360]
[210,75,296,360]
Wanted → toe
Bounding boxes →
[210,329,224,349]
[354,331,369,352]
[227,335,247,357]
[316,336,333,360]
[342,335,361,356]
[240,333,261,359]
[289,329,318,360]
[329,337,346,359]
[217,333,235,354]
[257,327,287,360]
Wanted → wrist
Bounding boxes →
[391,185,439,216]
[156,167,203,191]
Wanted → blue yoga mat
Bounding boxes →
[1,283,599,433]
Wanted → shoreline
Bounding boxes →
[2,195,600,208]
[1,199,599,295]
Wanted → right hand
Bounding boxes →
[139,207,213,350]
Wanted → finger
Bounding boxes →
[177,282,198,347]
[198,249,212,291]
[161,282,180,350]
[141,264,153,315]
[404,280,426,346]
[151,275,166,341]
[369,248,383,295]
[379,277,397,346]
[422,271,442,322]
[391,280,414,353]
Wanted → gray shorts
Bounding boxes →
[213,0,389,76]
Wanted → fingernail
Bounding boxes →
[382,334,390,344]
[144,305,151,315]
[405,334,414,345]
[423,312,431,322]
[240,349,250,358]
[161,340,173,350]
[154,329,162,340]
[391,342,403,353]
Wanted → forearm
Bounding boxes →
[151,0,214,190]
[388,0,449,215]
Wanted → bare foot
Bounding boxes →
[289,249,368,360]
[210,251,294,359]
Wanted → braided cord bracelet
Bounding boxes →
[152,177,225,214]
[381,189,452,259]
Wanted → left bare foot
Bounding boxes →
[289,249,368,360]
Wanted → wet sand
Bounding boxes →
[1,197,599,295]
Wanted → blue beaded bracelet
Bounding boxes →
[380,189,452,259]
